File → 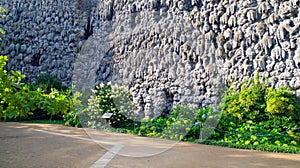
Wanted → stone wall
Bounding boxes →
[0,0,90,85]
[1,0,300,118]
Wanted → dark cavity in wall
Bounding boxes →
[163,89,174,118]
[84,14,94,40]
[31,53,41,66]
[76,0,98,39]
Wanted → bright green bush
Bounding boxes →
[162,105,197,140]
[64,110,82,127]
[29,74,71,120]
[265,87,300,120]
[0,55,37,119]
[3,84,42,119]
[214,76,300,148]
[221,76,267,121]
[137,117,168,137]
[63,91,83,127]
[0,56,82,124]
[38,89,70,117]
[134,105,217,141]
[35,87,83,125]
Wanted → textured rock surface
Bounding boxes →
[0,0,89,85]
[1,0,300,117]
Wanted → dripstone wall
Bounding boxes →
[1,0,300,118]
[0,0,90,85]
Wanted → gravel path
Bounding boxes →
[0,122,299,168]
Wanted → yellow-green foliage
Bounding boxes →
[215,76,300,147]
[266,87,300,119]
[221,77,267,121]
[0,56,32,119]
[0,56,80,121]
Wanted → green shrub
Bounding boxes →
[3,84,42,119]
[162,105,196,140]
[37,87,84,125]
[37,89,70,120]
[134,105,216,141]
[136,117,168,137]
[221,76,267,121]
[0,56,37,119]
[31,74,67,93]
[0,56,82,123]
[265,87,300,120]
[29,74,76,120]
[213,76,300,148]
[63,91,83,127]
[64,110,82,127]
[85,83,135,128]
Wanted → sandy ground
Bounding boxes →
[0,122,299,168]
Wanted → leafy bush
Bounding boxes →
[213,76,300,148]
[35,89,77,122]
[134,105,217,141]
[29,74,73,120]
[117,75,299,153]
[265,87,300,120]
[63,91,83,127]
[64,110,82,127]
[29,73,83,122]
[31,74,67,93]
[85,83,135,128]
[162,105,197,140]
[0,56,82,125]
[136,117,168,137]
[0,56,37,120]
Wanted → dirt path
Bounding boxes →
[0,122,105,168]
[0,122,299,168]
